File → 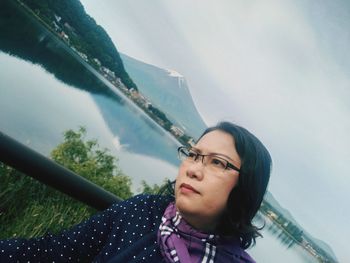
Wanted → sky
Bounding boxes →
[80,0,350,261]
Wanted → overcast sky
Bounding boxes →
[80,0,350,261]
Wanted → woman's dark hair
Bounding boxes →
[199,121,272,249]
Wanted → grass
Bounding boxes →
[0,163,96,238]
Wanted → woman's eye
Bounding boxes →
[211,158,226,168]
[188,151,197,159]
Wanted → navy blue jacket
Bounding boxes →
[0,195,172,262]
[0,194,255,262]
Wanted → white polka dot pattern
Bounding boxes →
[0,194,173,262]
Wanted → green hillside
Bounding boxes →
[20,0,137,90]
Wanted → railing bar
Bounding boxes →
[0,131,122,210]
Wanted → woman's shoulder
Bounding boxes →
[104,194,174,233]
[225,245,256,263]
[236,249,256,263]
[219,236,256,263]
[108,194,174,213]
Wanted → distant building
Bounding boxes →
[54,14,62,23]
[187,137,195,146]
[144,101,152,109]
[101,66,115,78]
[64,22,76,33]
[130,89,140,100]
[267,211,278,220]
[136,94,151,108]
[300,237,308,246]
[52,21,61,32]
[108,71,115,78]
[77,51,88,61]
[115,78,127,90]
[129,88,137,93]
[59,31,69,43]
[171,126,185,137]
[93,58,101,67]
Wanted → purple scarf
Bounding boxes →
[157,202,256,263]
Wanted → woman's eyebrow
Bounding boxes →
[191,147,235,162]
[211,152,235,162]
[191,147,201,152]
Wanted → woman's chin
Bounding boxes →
[175,196,197,215]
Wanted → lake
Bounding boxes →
[0,1,319,262]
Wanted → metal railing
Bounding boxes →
[0,131,122,211]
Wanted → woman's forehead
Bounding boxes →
[195,130,239,160]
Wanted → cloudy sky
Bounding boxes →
[80,0,349,261]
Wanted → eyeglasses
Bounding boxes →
[177,146,240,173]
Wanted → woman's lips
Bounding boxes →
[180,183,200,194]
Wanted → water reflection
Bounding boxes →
[0,0,180,165]
[92,94,179,165]
[255,212,297,249]
[0,0,116,98]
[251,213,320,263]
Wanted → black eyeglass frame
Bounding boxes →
[177,146,241,173]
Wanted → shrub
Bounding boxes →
[0,127,133,238]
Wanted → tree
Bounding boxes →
[0,127,133,238]
[139,179,172,195]
[21,0,138,90]
[51,127,133,199]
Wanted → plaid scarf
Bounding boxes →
[157,202,252,263]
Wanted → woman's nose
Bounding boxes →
[185,160,205,180]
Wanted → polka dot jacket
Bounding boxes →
[0,194,173,263]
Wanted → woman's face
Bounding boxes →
[175,130,241,232]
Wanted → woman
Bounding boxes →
[0,121,272,262]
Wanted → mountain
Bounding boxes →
[120,53,207,139]
[264,192,338,261]
[264,192,301,227]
